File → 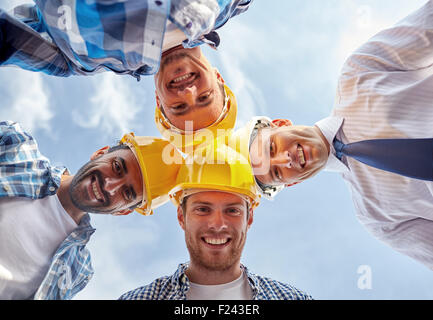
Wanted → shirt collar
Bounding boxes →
[171,263,190,298]
[67,214,95,244]
[314,116,349,173]
[241,264,262,299]
[172,262,261,299]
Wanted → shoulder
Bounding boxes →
[118,275,175,300]
[0,121,34,147]
[0,120,43,166]
[0,121,66,198]
[251,273,313,300]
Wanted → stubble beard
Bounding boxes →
[185,228,247,272]
[69,160,111,213]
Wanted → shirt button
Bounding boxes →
[3,185,10,191]
[49,186,56,192]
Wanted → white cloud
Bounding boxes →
[333,4,394,68]
[219,52,268,128]
[71,73,144,137]
[73,216,162,299]
[0,68,53,133]
[212,20,269,128]
[0,0,54,134]
[333,1,428,69]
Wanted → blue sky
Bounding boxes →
[1,0,432,299]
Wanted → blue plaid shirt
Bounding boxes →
[119,263,313,300]
[1,0,252,79]
[0,121,95,300]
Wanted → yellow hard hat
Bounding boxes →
[227,116,285,200]
[154,84,237,153]
[169,142,261,209]
[120,133,183,215]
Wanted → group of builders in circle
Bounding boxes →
[115,82,301,300]
[118,83,261,216]
[1,0,433,300]
[134,83,272,216]
[1,0,316,300]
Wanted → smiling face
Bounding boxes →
[69,146,143,215]
[154,46,225,131]
[178,191,253,272]
[250,120,330,187]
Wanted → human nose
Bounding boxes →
[178,85,197,106]
[271,150,292,168]
[208,210,228,232]
[103,177,124,195]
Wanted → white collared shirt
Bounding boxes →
[323,1,433,270]
[314,116,347,173]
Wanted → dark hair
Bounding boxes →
[255,177,268,193]
[108,144,130,153]
[180,195,190,216]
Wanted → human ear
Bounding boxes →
[90,146,110,160]
[272,119,293,127]
[214,68,225,84]
[285,182,299,188]
[177,206,186,231]
[155,92,162,109]
[247,209,254,229]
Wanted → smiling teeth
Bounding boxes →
[204,238,228,245]
[92,181,102,201]
[172,73,192,83]
[297,145,306,166]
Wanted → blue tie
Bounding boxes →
[333,137,433,181]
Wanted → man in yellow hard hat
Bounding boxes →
[155,79,237,153]
[1,1,241,152]
[0,121,181,300]
[63,132,181,219]
[1,1,241,153]
[119,143,312,300]
[225,116,286,200]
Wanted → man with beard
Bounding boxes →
[0,122,180,299]
[0,0,242,149]
[119,143,312,300]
